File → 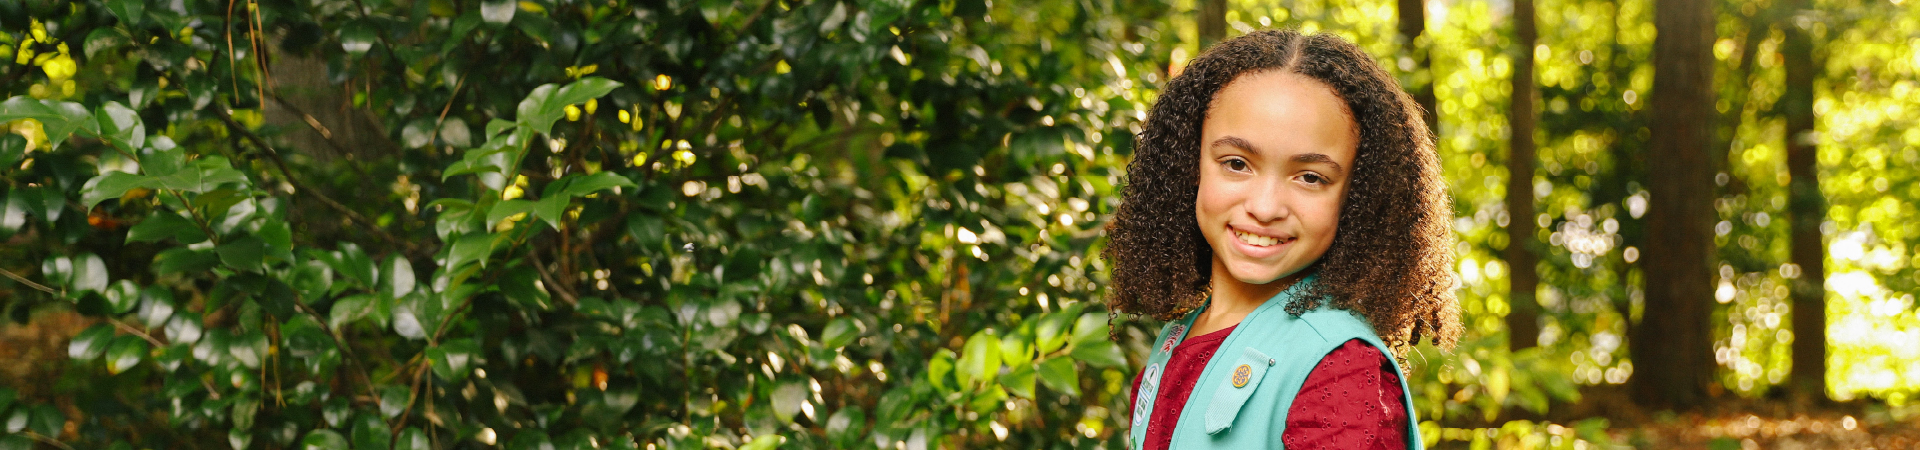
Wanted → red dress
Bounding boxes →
[1128,326,1407,450]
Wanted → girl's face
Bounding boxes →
[1195,71,1357,290]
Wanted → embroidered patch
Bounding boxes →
[1132,364,1162,429]
[1161,325,1185,352]
[1230,364,1252,388]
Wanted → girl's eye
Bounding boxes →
[1224,159,1249,172]
[1300,173,1326,185]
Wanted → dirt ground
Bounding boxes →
[1620,404,1920,449]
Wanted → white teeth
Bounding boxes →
[1235,231,1282,247]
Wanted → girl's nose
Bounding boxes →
[1243,177,1290,223]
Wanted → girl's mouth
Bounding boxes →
[1233,229,1293,247]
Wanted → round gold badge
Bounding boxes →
[1231,364,1251,388]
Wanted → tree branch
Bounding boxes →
[19,431,76,450]
[209,105,425,258]
[526,247,580,305]
[109,317,167,347]
[0,267,58,295]
[295,303,380,410]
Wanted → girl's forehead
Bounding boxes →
[1201,73,1359,159]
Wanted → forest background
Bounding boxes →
[0,0,1917,448]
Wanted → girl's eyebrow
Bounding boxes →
[1209,136,1260,155]
[1290,153,1346,175]
[1209,136,1347,175]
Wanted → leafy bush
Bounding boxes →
[0,0,1173,447]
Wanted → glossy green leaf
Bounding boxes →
[26,405,60,440]
[136,286,175,328]
[955,331,1000,387]
[377,385,411,418]
[95,101,144,151]
[395,428,429,450]
[480,0,516,24]
[149,157,247,194]
[487,199,537,226]
[125,209,207,244]
[1068,339,1126,369]
[500,266,550,310]
[401,117,436,149]
[68,253,110,296]
[392,307,427,340]
[428,338,480,383]
[217,235,268,271]
[531,195,567,230]
[0,191,23,238]
[770,380,807,423]
[1036,357,1079,397]
[1003,363,1037,399]
[301,429,349,450]
[446,232,500,269]
[0,134,24,169]
[381,255,416,299]
[80,172,151,207]
[231,396,259,429]
[517,78,622,137]
[549,171,636,200]
[105,334,147,374]
[739,435,787,450]
[105,0,145,23]
[152,247,219,275]
[0,97,94,150]
[103,279,141,314]
[1034,312,1073,354]
[68,323,115,360]
[821,317,860,349]
[927,349,955,392]
[1068,312,1108,346]
[10,185,58,223]
[329,294,383,330]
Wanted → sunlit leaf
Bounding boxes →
[105,335,147,374]
[1068,339,1124,369]
[301,429,349,450]
[68,324,115,360]
[956,331,1001,387]
[821,317,860,349]
[1037,357,1079,397]
[480,0,516,25]
[381,255,416,299]
[125,209,207,244]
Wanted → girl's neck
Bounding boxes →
[1191,263,1309,335]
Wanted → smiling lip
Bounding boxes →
[1229,225,1294,256]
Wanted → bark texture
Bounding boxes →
[1506,0,1541,351]
[1199,0,1227,49]
[1631,0,1718,410]
[1781,1,1828,401]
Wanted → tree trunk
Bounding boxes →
[1398,0,1438,131]
[1198,0,1227,49]
[1505,0,1541,351]
[1781,2,1828,401]
[1631,0,1717,410]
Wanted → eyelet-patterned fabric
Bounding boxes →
[1129,325,1237,450]
[1282,339,1407,449]
[1129,336,1406,450]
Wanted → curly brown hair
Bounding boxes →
[1103,29,1460,355]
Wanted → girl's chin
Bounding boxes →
[1224,267,1294,286]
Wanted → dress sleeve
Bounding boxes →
[1281,339,1408,450]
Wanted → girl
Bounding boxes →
[1104,29,1460,449]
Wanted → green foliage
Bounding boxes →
[1,0,1172,447]
[4,0,1918,447]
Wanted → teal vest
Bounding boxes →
[1129,280,1422,449]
